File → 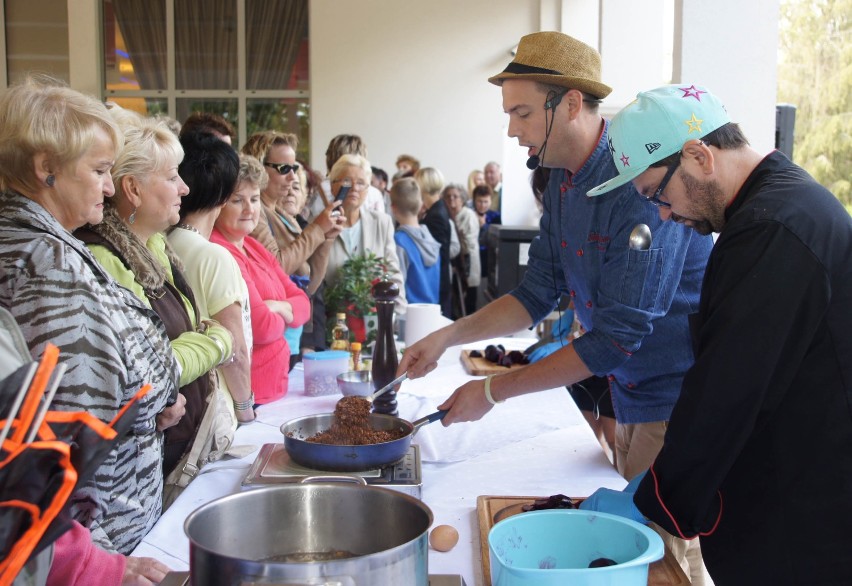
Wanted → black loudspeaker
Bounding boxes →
[775,104,796,159]
[486,225,541,301]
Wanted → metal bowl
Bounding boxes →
[337,370,373,397]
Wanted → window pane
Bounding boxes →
[109,97,170,118]
[5,0,69,84]
[176,98,238,133]
[246,98,310,160]
[246,0,308,91]
[175,0,237,90]
[104,0,167,91]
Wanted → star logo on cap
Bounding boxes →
[608,136,615,157]
[620,152,630,167]
[685,113,703,134]
[680,85,707,101]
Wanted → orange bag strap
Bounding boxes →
[109,384,152,428]
[10,344,58,445]
[39,411,118,442]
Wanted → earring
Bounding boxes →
[128,207,137,224]
[46,175,55,187]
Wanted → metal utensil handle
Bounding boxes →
[24,362,66,444]
[411,409,448,434]
[300,475,368,486]
[0,362,37,447]
[369,372,408,402]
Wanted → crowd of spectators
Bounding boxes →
[0,74,512,585]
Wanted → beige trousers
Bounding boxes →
[616,421,714,586]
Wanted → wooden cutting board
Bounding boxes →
[459,350,528,376]
[476,495,690,586]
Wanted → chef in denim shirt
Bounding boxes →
[399,32,713,584]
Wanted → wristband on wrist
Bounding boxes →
[209,331,234,366]
[233,392,255,411]
[484,375,505,406]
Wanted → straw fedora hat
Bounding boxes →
[488,31,612,99]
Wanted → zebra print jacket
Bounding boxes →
[0,192,180,554]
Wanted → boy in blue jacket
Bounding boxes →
[390,178,441,304]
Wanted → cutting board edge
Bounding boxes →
[459,350,528,376]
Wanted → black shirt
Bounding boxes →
[634,151,852,584]
[421,200,453,317]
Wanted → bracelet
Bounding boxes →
[484,375,505,405]
[209,332,234,366]
[233,392,255,411]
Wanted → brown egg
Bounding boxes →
[429,524,459,552]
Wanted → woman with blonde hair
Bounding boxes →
[325,154,406,314]
[0,75,179,581]
[75,108,234,480]
[467,169,485,197]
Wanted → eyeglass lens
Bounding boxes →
[646,159,680,208]
[335,178,368,189]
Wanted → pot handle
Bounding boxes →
[299,475,368,486]
[411,409,448,435]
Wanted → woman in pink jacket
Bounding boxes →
[211,155,310,404]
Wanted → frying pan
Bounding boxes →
[279,410,446,472]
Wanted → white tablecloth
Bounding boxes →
[132,338,625,585]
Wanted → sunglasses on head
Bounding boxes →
[263,161,300,175]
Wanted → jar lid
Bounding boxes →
[303,350,350,360]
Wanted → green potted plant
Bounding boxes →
[325,252,386,344]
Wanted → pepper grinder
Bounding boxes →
[371,274,399,416]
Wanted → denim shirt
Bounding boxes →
[511,120,713,423]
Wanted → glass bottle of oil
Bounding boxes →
[330,313,350,351]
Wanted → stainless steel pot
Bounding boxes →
[184,481,433,586]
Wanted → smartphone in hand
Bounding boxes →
[335,179,352,202]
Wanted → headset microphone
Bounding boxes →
[526,90,565,170]
[526,153,540,170]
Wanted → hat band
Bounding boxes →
[502,62,561,76]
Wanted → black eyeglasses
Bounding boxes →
[263,161,300,175]
[641,157,681,208]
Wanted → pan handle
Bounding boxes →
[411,409,448,435]
[300,475,368,486]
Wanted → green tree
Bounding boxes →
[777,0,852,210]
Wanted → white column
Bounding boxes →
[561,0,601,50]
[674,0,780,152]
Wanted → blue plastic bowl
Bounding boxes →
[488,509,663,586]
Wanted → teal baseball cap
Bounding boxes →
[587,84,730,197]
